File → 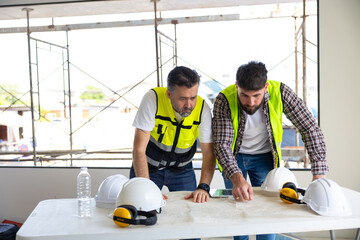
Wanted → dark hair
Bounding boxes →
[167,66,200,92]
[236,61,268,91]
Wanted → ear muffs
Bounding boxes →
[113,205,134,228]
[113,205,157,228]
[280,182,306,204]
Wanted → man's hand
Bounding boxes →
[184,142,215,203]
[231,173,253,202]
[162,194,169,200]
[184,189,210,203]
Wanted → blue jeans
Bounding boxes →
[130,162,197,191]
[222,152,275,240]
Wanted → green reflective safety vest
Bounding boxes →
[146,87,204,170]
[217,80,283,171]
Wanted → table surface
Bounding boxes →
[16,187,360,240]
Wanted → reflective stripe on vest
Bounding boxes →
[217,80,283,171]
[146,87,204,169]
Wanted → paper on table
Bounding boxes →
[186,190,317,223]
[234,191,315,218]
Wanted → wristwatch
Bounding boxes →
[197,183,210,194]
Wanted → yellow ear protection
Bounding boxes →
[113,205,157,228]
[279,182,306,204]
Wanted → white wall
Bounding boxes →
[0,167,127,223]
[319,0,360,191]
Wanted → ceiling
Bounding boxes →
[0,0,307,20]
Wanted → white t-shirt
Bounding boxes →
[239,107,271,154]
[132,90,213,143]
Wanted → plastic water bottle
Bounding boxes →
[77,167,91,217]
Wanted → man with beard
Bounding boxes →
[212,61,328,240]
[131,66,216,203]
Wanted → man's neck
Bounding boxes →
[174,111,183,122]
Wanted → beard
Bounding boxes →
[172,104,194,117]
[176,107,193,117]
[239,97,264,115]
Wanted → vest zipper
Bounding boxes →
[157,124,167,143]
[171,120,182,154]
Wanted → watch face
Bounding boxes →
[198,183,210,192]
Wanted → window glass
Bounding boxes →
[0,2,317,169]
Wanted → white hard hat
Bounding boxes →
[95,174,129,209]
[261,167,298,192]
[302,178,351,217]
[116,177,166,212]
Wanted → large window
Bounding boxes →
[0,2,318,168]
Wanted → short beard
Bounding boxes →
[172,103,194,117]
[177,108,193,117]
[239,97,264,115]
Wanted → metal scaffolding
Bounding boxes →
[0,1,313,167]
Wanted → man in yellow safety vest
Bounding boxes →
[131,66,216,203]
[212,61,329,240]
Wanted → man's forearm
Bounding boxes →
[132,151,150,178]
[212,93,242,180]
[132,128,151,178]
[281,83,328,175]
[199,143,216,185]
[199,164,214,185]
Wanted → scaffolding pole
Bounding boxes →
[302,0,307,106]
[153,0,160,87]
[65,30,74,165]
[294,16,300,148]
[294,16,299,95]
[23,7,37,165]
[22,8,73,166]
[172,20,178,67]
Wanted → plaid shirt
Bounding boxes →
[212,82,329,179]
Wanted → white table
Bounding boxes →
[17,188,360,240]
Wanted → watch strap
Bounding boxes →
[197,183,210,193]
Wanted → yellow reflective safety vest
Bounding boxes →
[218,80,283,171]
[146,87,204,170]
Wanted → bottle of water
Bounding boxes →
[77,167,91,217]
